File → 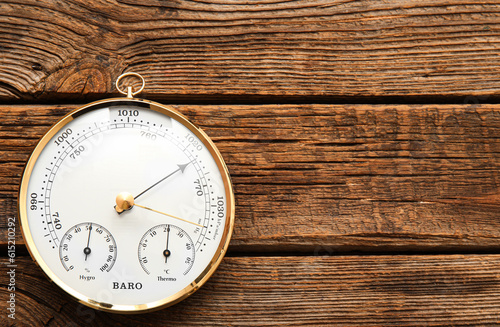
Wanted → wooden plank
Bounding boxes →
[2,104,499,252]
[1,0,499,100]
[1,255,500,326]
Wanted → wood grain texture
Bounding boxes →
[1,255,500,326]
[2,1,500,325]
[2,103,499,253]
[1,0,500,101]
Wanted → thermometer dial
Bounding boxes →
[138,224,195,277]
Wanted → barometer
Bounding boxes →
[19,73,235,313]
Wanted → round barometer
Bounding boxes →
[19,73,234,313]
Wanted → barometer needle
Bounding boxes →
[134,163,190,200]
[134,203,204,228]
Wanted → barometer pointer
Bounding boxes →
[115,162,190,214]
[134,162,190,201]
[114,162,203,228]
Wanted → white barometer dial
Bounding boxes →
[19,74,235,313]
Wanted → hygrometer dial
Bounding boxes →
[59,222,117,274]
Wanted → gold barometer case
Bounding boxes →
[18,73,235,313]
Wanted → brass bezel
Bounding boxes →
[18,98,235,314]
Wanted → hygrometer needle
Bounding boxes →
[134,162,190,200]
[84,223,92,261]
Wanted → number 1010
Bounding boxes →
[118,110,139,117]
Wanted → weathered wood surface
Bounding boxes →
[2,0,500,325]
[1,104,499,253]
[2,255,500,326]
[1,0,500,101]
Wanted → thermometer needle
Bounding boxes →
[134,203,204,228]
[164,225,171,263]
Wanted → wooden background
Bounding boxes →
[1,0,499,325]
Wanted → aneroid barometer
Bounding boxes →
[19,73,235,313]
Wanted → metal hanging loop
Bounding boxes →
[115,72,145,98]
